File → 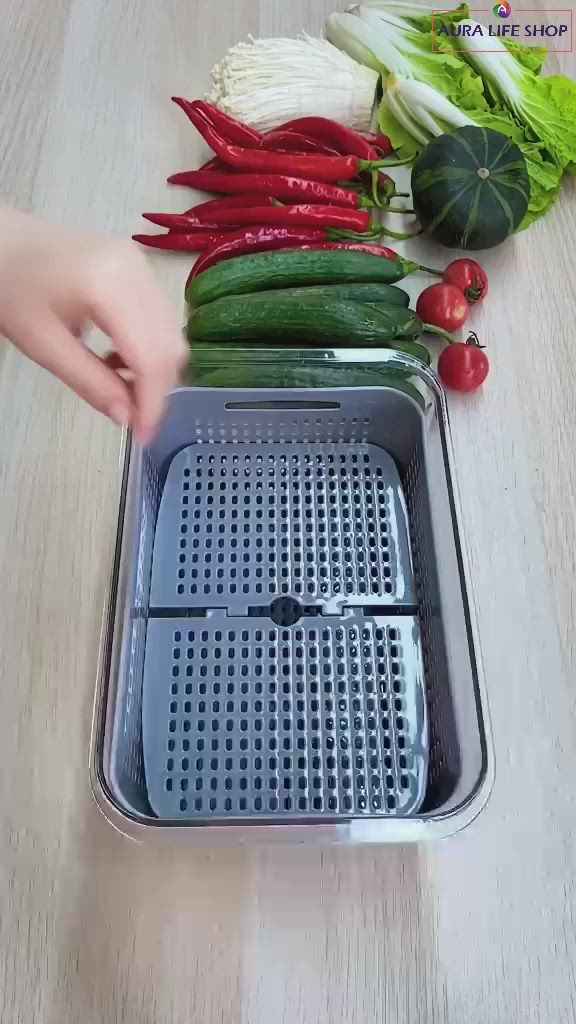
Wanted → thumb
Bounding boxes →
[11,310,135,426]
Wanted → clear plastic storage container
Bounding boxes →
[90,347,493,843]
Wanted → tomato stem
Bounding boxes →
[466,331,485,348]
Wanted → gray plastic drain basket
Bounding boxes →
[90,350,494,843]
[143,440,426,820]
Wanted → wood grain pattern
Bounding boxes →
[0,1,575,1021]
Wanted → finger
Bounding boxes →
[93,301,184,444]
[13,309,135,427]
[86,248,186,443]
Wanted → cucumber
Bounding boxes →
[186,249,417,307]
[387,341,430,366]
[185,353,428,399]
[187,295,401,346]
[365,304,423,340]
[196,282,410,308]
[265,283,410,306]
[189,364,428,391]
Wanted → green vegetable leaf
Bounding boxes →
[378,102,421,162]
[538,75,576,172]
[503,38,546,75]
[410,30,487,111]
[516,145,564,227]
[472,108,563,225]
[511,73,576,171]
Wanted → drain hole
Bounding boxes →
[270,597,302,627]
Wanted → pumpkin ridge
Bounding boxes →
[463,183,482,247]
[489,135,512,170]
[425,181,474,235]
[485,179,516,234]
[451,130,482,166]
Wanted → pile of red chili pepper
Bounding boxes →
[132,98,413,284]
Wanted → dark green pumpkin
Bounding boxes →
[411,126,530,250]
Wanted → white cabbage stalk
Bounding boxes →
[207,34,378,132]
[457,20,531,106]
[382,73,477,140]
[327,6,467,83]
[326,11,413,76]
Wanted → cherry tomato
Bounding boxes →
[416,283,468,332]
[438,339,489,393]
[443,259,488,304]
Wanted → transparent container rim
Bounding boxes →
[187,344,440,377]
[88,368,495,843]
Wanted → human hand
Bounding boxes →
[0,208,187,444]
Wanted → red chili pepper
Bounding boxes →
[262,130,340,156]
[183,194,277,216]
[273,117,379,160]
[143,196,277,231]
[216,142,361,181]
[167,170,372,208]
[297,241,399,259]
[358,131,394,157]
[301,243,445,274]
[142,212,229,230]
[198,203,373,233]
[184,108,393,182]
[172,97,262,147]
[141,213,232,231]
[132,231,225,251]
[187,226,328,283]
[198,156,226,171]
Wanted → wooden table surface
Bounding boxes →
[1,1,575,1021]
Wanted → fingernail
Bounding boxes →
[109,403,129,427]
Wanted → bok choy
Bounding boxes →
[381,75,477,147]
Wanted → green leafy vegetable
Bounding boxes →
[328,2,573,227]
[503,38,546,76]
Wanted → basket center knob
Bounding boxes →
[270,597,302,627]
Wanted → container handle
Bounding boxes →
[224,400,341,412]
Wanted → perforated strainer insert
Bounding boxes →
[142,614,427,819]
[149,443,415,614]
